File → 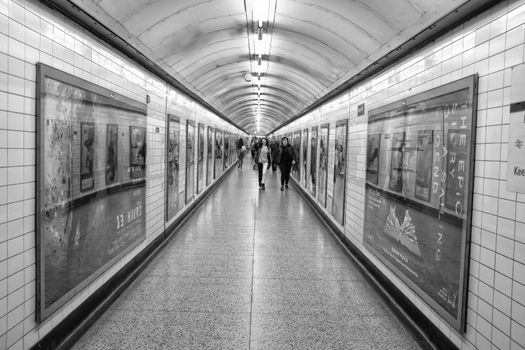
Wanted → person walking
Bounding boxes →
[269,136,280,173]
[236,137,246,169]
[255,137,271,190]
[276,136,296,190]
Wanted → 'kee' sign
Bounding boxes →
[507,63,525,193]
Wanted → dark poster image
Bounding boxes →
[215,130,223,177]
[206,127,213,185]
[186,121,195,204]
[292,131,301,179]
[105,124,118,185]
[36,63,147,322]
[80,122,95,192]
[166,116,180,221]
[366,134,380,185]
[229,133,233,166]
[415,130,433,201]
[302,129,309,188]
[363,76,477,332]
[129,126,146,179]
[224,133,230,168]
[332,120,347,225]
[197,124,205,194]
[319,125,329,207]
[389,132,405,193]
[310,127,318,196]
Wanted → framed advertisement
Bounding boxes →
[332,120,348,225]
[36,63,147,322]
[363,75,477,332]
[228,132,233,167]
[197,123,205,194]
[292,131,301,179]
[302,129,309,188]
[166,115,180,221]
[318,124,329,207]
[186,121,195,204]
[215,129,223,177]
[224,132,230,168]
[105,124,118,185]
[206,126,213,186]
[309,126,318,197]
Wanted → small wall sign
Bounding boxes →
[357,103,365,116]
[507,63,525,193]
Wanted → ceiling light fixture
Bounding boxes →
[248,0,275,133]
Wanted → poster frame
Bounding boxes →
[318,123,329,208]
[310,126,318,197]
[35,63,147,322]
[363,75,478,332]
[185,120,195,204]
[292,130,301,180]
[166,114,180,222]
[332,119,348,225]
[302,128,309,188]
[197,123,205,194]
[206,126,214,186]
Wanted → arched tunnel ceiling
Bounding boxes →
[67,0,487,134]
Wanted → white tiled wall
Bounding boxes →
[277,1,525,349]
[0,0,243,349]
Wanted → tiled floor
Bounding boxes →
[71,165,424,349]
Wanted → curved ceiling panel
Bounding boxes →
[73,0,479,134]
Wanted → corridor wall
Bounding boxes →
[275,1,525,349]
[0,0,245,348]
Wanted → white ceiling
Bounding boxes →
[69,0,479,134]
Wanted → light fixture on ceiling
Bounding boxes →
[253,0,268,28]
[249,0,275,133]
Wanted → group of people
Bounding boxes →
[236,136,296,190]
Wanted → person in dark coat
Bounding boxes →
[276,136,296,190]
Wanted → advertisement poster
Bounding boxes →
[105,124,118,185]
[197,123,205,193]
[166,116,180,221]
[215,129,223,178]
[207,126,213,186]
[292,131,301,179]
[302,129,309,187]
[224,133,230,168]
[332,120,347,225]
[36,63,147,322]
[186,121,195,204]
[310,127,318,197]
[129,126,146,179]
[363,75,477,332]
[80,122,95,192]
[319,125,329,207]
